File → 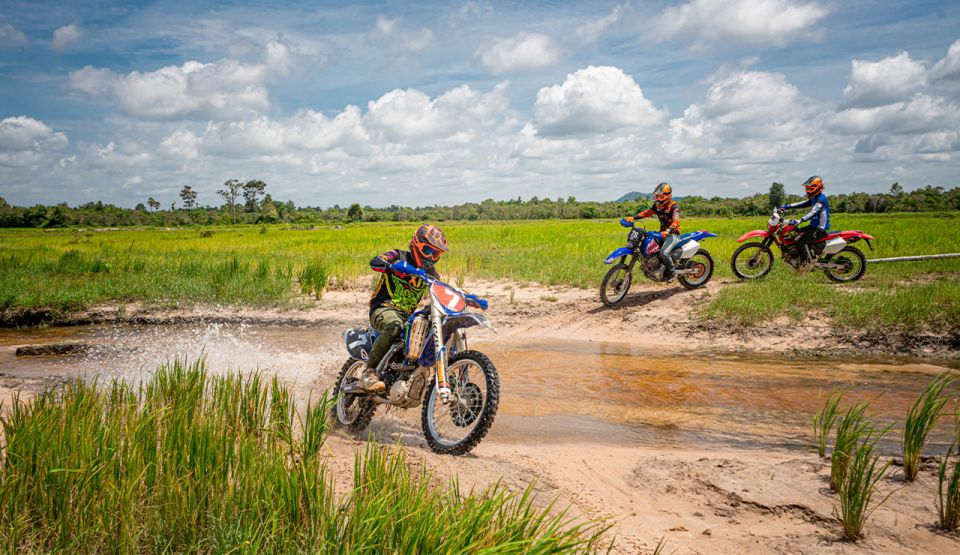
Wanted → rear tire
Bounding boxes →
[678,249,714,290]
[331,358,377,435]
[731,242,774,280]
[600,263,632,306]
[421,351,499,456]
[824,246,867,283]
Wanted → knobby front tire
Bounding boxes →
[731,242,774,280]
[600,263,632,306]
[421,351,500,456]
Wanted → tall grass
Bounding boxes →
[902,372,956,482]
[298,259,330,299]
[836,425,893,541]
[831,402,870,492]
[1,214,959,330]
[0,359,609,552]
[937,405,960,532]
[813,388,844,457]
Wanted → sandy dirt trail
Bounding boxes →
[3,279,960,553]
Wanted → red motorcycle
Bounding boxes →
[731,207,874,282]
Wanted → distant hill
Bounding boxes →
[614,191,650,203]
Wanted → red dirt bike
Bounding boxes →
[730,207,874,282]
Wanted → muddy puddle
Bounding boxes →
[2,324,957,454]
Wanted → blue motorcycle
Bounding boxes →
[600,219,717,306]
[333,261,498,456]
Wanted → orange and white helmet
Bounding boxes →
[410,224,448,266]
[654,182,672,210]
[803,176,824,198]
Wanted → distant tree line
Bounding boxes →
[0,180,957,229]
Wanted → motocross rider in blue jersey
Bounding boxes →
[781,176,830,264]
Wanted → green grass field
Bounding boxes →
[1,213,959,331]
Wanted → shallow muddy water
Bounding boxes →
[2,324,957,454]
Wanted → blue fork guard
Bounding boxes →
[604,247,634,264]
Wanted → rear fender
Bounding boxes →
[604,247,634,264]
[736,230,770,243]
[837,230,875,250]
[685,230,717,242]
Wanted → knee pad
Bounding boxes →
[381,320,403,340]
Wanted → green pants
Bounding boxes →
[367,307,405,370]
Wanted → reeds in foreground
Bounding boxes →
[903,372,955,482]
[836,425,892,541]
[814,388,844,457]
[937,405,960,532]
[831,402,870,492]
[0,358,610,553]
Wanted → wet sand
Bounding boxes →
[2,281,960,553]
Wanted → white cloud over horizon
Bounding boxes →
[651,0,828,48]
[475,32,563,75]
[1,2,959,208]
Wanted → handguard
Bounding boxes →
[464,293,488,310]
[619,217,634,228]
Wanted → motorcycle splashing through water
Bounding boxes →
[730,207,874,282]
[332,261,499,455]
[600,218,717,307]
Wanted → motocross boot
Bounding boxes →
[357,367,386,393]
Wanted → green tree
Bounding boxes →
[179,185,198,209]
[768,182,786,209]
[217,179,242,224]
[347,203,363,222]
[242,180,267,213]
[147,197,160,212]
[890,182,904,196]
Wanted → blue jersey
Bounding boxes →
[786,193,830,230]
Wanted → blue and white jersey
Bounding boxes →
[786,193,830,230]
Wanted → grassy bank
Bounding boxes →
[0,360,608,552]
[1,213,959,331]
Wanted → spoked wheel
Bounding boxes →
[600,263,632,306]
[331,359,377,434]
[823,246,867,283]
[421,351,499,455]
[731,242,774,280]
[678,249,714,290]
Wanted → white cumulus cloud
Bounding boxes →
[476,32,562,75]
[930,39,960,83]
[651,0,828,48]
[0,116,69,168]
[68,40,296,120]
[52,23,83,52]
[533,66,665,136]
[843,52,927,108]
[0,23,27,47]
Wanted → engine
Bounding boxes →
[642,256,664,280]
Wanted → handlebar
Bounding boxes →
[389,261,489,310]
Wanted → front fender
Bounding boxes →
[442,313,496,337]
[736,230,770,243]
[604,247,633,264]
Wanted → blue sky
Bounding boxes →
[1,0,959,208]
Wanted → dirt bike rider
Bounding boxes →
[623,182,681,281]
[780,176,830,265]
[356,224,449,393]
